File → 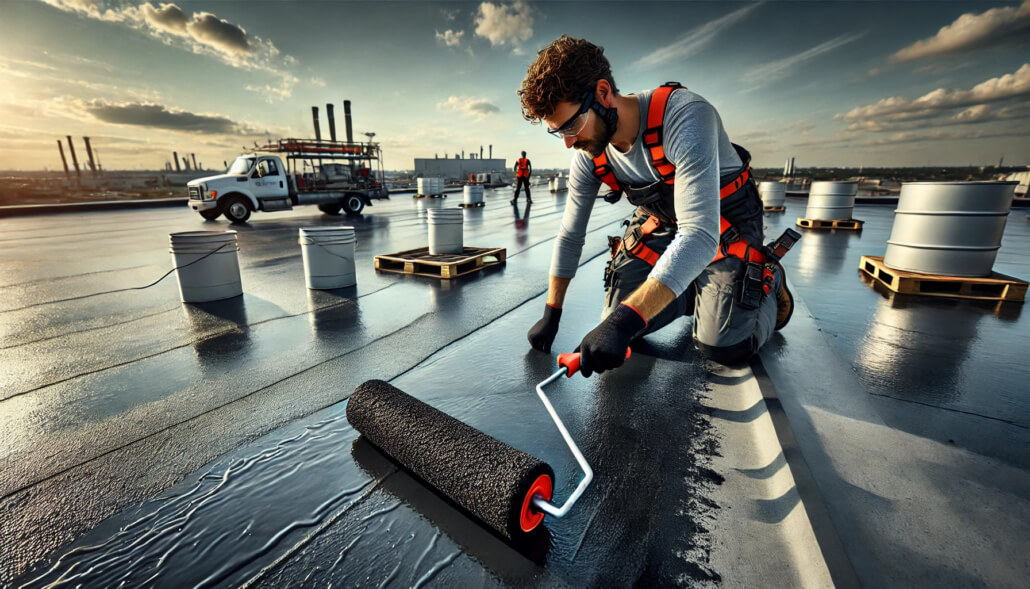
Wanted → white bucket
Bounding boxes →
[169,231,242,303]
[418,177,443,196]
[463,184,484,206]
[427,208,463,255]
[550,177,567,192]
[299,226,357,289]
[759,181,786,207]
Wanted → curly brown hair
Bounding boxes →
[517,35,618,124]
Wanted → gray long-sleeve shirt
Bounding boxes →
[550,87,742,297]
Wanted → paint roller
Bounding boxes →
[346,349,629,543]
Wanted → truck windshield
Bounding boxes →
[227,157,256,175]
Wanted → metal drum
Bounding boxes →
[883,181,1016,277]
[759,181,786,207]
[805,181,857,220]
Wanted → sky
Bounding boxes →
[0,0,1028,171]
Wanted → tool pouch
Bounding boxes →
[607,235,622,259]
[624,183,676,224]
[603,259,619,290]
[737,261,767,310]
[763,228,802,263]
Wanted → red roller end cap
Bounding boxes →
[519,474,553,533]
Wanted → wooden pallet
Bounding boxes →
[374,246,506,279]
[457,201,485,208]
[859,255,1027,303]
[796,217,863,230]
[763,206,786,212]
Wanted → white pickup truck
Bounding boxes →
[188,139,388,223]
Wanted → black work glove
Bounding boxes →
[577,304,646,377]
[527,304,562,352]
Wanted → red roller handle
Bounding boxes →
[557,348,631,377]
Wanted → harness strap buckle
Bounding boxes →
[642,125,664,148]
[721,224,742,245]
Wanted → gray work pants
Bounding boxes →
[602,208,777,365]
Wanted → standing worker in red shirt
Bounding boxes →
[511,151,532,204]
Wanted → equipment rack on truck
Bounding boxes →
[188,137,389,223]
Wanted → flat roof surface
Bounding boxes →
[3,193,1027,586]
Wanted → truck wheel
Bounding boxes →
[200,209,221,221]
[318,203,342,215]
[223,196,251,224]
[343,194,365,216]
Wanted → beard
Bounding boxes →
[574,115,614,158]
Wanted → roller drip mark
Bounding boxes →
[413,550,461,589]
[379,561,402,588]
[23,460,243,587]
[410,531,440,585]
[328,534,362,575]
[361,500,401,523]
[23,417,370,589]
[236,477,395,589]
[197,481,379,589]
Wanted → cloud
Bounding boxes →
[36,1,297,98]
[437,96,500,117]
[140,1,188,34]
[890,0,1030,63]
[745,32,865,88]
[436,29,465,47]
[77,99,249,134]
[474,1,532,51]
[864,127,1029,146]
[245,72,300,103]
[844,101,1030,132]
[185,12,250,54]
[838,63,1030,122]
[633,4,758,69]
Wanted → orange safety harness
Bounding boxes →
[593,82,767,273]
[516,157,530,178]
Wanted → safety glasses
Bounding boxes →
[547,93,595,138]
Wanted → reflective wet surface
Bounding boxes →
[5,194,1028,586]
[2,191,724,586]
[763,201,1030,468]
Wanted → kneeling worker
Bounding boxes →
[518,36,798,374]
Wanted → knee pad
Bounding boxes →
[695,336,756,365]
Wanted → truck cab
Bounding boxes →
[188,139,388,224]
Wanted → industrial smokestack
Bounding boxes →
[326,103,337,142]
[343,100,354,144]
[489,144,492,159]
[461,150,465,159]
[183,156,190,172]
[223,160,228,169]
[66,136,80,177]
[173,151,181,172]
[480,145,483,159]
[191,153,198,170]
[312,106,322,141]
[83,137,97,176]
[57,140,69,176]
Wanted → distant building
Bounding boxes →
[414,156,507,181]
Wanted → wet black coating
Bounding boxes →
[346,380,555,541]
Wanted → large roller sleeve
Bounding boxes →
[347,380,554,541]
